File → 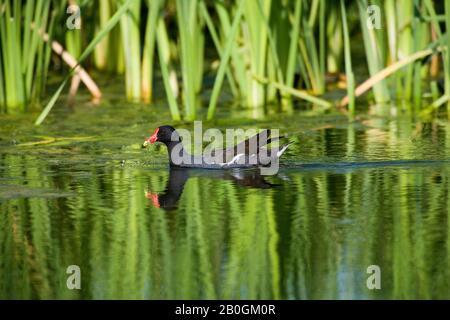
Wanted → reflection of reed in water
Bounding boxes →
[1,151,450,299]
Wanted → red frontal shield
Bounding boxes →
[146,128,159,144]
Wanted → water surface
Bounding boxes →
[1,100,450,299]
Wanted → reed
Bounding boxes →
[3,0,450,121]
[200,1,238,98]
[445,0,450,112]
[175,0,204,120]
[298,0,325,94]
[120,0,141,101]
[341,0,355,117]
[0,0,53,111]
[326,2,343,75]
[282,0,302,106]
[141,0,160,102]
[156,11,181,120]
[207,1,243,120]
[357,0,391,104]
[35,0,132,125]
[94,0,124,73]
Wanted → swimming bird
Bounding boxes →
[142,125,291,169]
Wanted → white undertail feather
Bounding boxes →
[276,143,292,158]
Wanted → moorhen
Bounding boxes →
[142,125,291,169]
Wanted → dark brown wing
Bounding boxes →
[211,129,273,162]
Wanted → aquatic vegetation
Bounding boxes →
[1,1,450,121]
[0,0,55,111]
[340,0,355,117]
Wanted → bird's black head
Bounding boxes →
[143,125,180,147]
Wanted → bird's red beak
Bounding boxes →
[143,128,159,147]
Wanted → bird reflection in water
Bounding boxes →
[145,168,274,210]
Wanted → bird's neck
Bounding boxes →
[164,140,187,166]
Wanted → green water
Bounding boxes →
[1,99,450,299]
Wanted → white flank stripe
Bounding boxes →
[277,144,291,158]
[220,153,245,167]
